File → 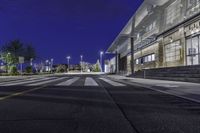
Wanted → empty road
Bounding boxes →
[0,74,200,133]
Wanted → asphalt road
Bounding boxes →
[0,74,200,133]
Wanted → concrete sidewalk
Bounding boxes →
[108,75,200,103]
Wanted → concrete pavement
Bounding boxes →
[108,75,200,103]
[0,75,199,132]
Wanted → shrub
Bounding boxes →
[25,66,33,74]
[10,66,19,75]
[56,65,66,73]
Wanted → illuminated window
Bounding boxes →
[152,54,155,61]
[136,59,139,64]
[144,56,148,63]
[136,53,156,64]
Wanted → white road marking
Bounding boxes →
[155,84,179,88]
[56,77,80,86]
[26,77,66,86]
[0,77,50,86]
[100,78,126,87]
[84,77,98,86]
[0,77,41,85]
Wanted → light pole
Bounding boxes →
[80,55,83,73]
[6,52,11,73]
[30,58,33,66]
[45,60,49,72]
[50,58,54,73]
[66,56,71,72]
[100,51,104,72]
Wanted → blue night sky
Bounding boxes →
[0,0,143,64]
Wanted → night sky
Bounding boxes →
[0,0,143,64]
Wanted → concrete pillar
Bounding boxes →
[131,37,134,75]
[115,51,119,74]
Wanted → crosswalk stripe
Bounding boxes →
[99,78,126,87]
[56,77,80,86]
[0,78,25,83]
[0,77,41,85]
[84,77,98,86]
[26,77,66,86]
[1,77,53,86]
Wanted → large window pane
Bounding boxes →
[193,55,199,65]
[192,37,199,54]
[165,41,181,62]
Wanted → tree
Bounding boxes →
[93,60,101,72]
[1,40,24,64]
[1,40,36,63]
[0,39,37,74]
[56,65,67,73]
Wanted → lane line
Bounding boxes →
[0,86,46,101]
[26,77,66,86]
[84,77,99,86]
[100,78,126,87]
[56,77,80,86]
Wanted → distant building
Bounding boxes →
[107,0,200,75]
[80,62,93,72]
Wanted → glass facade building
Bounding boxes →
[107,0,200,75]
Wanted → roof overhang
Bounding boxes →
[107,18,133,53]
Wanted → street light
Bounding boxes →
[50,58,54,73]
[30,58,33,66]
[45,60,49,72]
[6,52,11,73]
[100,51,104,72]
[66,56,71,72]
[80,55,83,73]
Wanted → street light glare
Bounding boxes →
[100,51,104,55]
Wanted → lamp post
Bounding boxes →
[67,56,71,72]
[80,55,83,73]
[100,51,104,72]
[50,58,54,73]
[45,60,49,72]
[6,52,11,73]
[30,58,33,66]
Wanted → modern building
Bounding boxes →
[107,0,200,75]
